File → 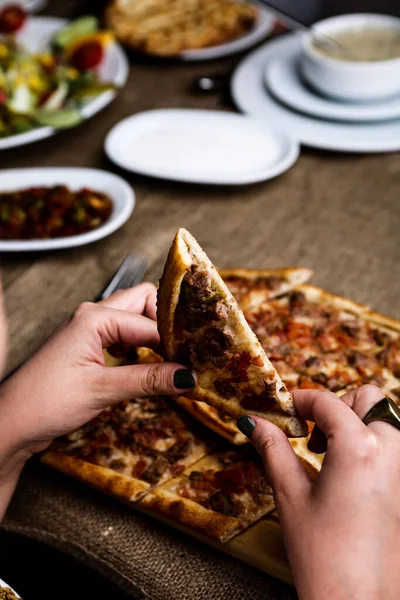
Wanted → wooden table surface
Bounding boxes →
[2,0,400,379]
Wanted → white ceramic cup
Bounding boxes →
[300,13,400,102]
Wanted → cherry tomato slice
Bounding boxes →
[0,4,27,34]
[70,41,104,71]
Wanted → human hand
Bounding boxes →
[0,282,7,378]
[0,283,195,462]
[238,385,400,600]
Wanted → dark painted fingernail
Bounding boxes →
[237,416,256,439]
[173,369,196,389]
[307,425,327,454]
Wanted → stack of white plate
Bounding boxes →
[231,33,400,153]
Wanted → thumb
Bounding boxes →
[93,362,196,403]
[238,416,311,508]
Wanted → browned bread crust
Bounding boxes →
[105,0,258,56]
[41,450,150,502]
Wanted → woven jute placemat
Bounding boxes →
[2,462,296,600]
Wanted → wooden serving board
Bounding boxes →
[136,504,292,585]
[48,305,400,584]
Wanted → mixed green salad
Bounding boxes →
[0,8,116,137]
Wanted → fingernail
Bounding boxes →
[307,425,327,455]
[173,369,196,389]
[237,416,256,439]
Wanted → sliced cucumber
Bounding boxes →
[34,108,82,129]
[52,16,99,50]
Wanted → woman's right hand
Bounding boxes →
[243,385,400,600]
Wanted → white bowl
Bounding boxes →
[300,14,400,102]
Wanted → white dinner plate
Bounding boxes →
[179,3,275,61]
[0,0,48,10]
[0,17,129,151]
[25,0,48,11]
[232,33,400,153]
[105,109,299,185]
[264,36,400,123]
[11,0,48,11]
[0,168,135,252]
[0,578,20,597]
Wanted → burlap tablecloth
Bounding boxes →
[2,462,295,600]
[1,1,399,598]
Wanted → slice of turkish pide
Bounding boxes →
[140,446,275,542]
[256,287,400,391]
[244,285,390,392]
[41,395,211,502]
[220,267,313,309]
[243,286,369,361]
[157,228,307,437]
[360,310,400,381]
[337,368,400,405]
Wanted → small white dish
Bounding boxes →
[180,3,275,61]
[105,109,299,186]
[264,37,400,122]
[0,17,129,151]
[231,34,400,153]
[0,168,135,252]
[0,578,20,597]
[300,14,400,102]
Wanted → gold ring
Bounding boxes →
[363,397,400,431]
